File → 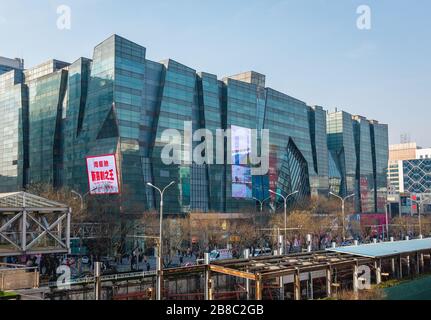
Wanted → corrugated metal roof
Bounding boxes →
[326,238,431,258]
[0,192,67,209]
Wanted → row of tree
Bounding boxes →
[27,184,431,265]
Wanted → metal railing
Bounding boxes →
[47,270,156,288]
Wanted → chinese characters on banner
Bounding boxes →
[86,154,120,195]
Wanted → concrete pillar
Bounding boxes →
[375,260,382,284]
[354,240,358,246]
[353,263,359,294]
[294,269,301,300]
[331,242,336,248]
[373,238,378,244]
[244,249,250,300]
[326,266,332,297]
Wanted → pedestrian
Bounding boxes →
[146,262,150,271]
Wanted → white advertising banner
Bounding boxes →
[86,154,120,195]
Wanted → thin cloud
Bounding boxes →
[0,16,6,24]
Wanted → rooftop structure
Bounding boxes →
[0,192,71,257]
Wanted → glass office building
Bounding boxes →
[0,35,389,215]
[353,115,375,213]
[327,111,357,198]
[370,120,389,212]
[0,57,24,76]
[0,69,27,192]
[327,112,389,214]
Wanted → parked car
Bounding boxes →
[252,248,272,257]
[209,249,233,261]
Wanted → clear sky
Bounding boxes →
[1,0,430,146]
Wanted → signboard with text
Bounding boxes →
[86,154,120,195]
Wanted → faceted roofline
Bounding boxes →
[20,34,387,126]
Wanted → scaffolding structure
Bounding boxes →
[163,239,431,300]
[0,192,71,257]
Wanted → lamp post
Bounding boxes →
[252,196,271,213]
[71,188,96,260]
[71,188,96,211]
[411,195,431,238]
[146,181,175,300]
[269,190,299,254]
[329,192,355,242]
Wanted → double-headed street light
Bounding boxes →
[71,188,96,258]
[329,192,355,242]
[411,194,431,238]
[146,181,175,300]
[268,190,299,254]
[71,189,96,211]
[252,196,271,213]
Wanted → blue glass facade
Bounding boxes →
[0,36,388,215]
[0,69,27,192]
[327,111,357,198]
[0,57,24,76]
[370,121,389,212]
[328,111,389,213]
[353,116,375,213]
[308,106,329,196]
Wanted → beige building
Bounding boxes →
[389,142,417,161]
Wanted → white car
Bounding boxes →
[209,249,233,261]
[252,248,272,257]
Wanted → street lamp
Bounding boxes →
[329,192,355,242]
[252,196,271,212]
[71,188,96,211]
[411,195,431,238]
[269,190,299,254]
[146,181,175,300]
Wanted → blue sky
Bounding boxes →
[1,0,430,146]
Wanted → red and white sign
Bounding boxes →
[86,154,120,195]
